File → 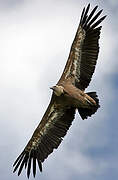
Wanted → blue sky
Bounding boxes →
[0,0,118,180]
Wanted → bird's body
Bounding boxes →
[52,83,96,108]
[13,4,106,178]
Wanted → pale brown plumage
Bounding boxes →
[13,4,106,178]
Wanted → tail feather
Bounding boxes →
[78,92,100,120]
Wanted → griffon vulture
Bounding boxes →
[13,4,106,178]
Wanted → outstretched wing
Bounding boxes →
[13,95,75,178]
[58,4,106,90]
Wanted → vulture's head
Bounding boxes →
[50,85,64,96]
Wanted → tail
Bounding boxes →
[78,92,100,120]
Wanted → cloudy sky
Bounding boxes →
[0,0,118,180]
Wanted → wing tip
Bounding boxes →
[13,149,43,178]
[80,4,106,29]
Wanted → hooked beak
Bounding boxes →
[50,86,54,90]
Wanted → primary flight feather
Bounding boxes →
[13,4,106,178]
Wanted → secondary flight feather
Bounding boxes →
[13,4,106,178]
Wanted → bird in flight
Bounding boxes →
[13,4,106,178]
